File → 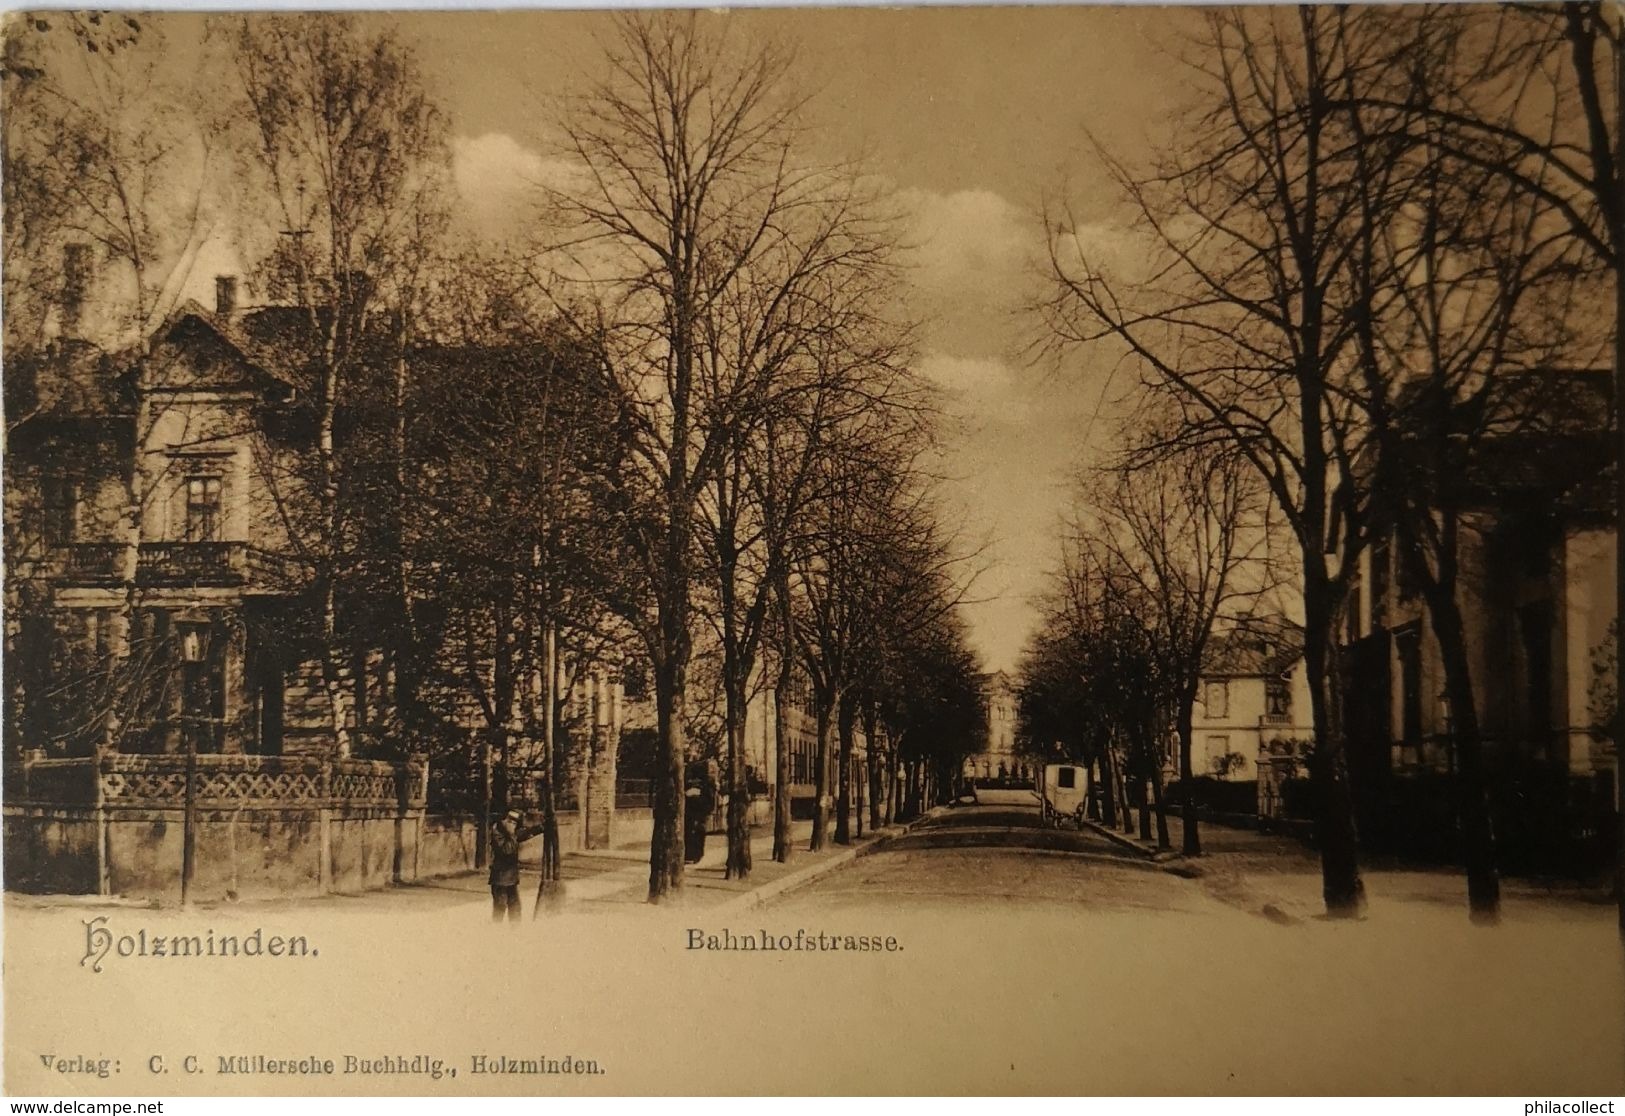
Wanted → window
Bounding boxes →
[1266,677,1290,718]
[1520,602,1553,739]
[1204,680,1229,719]
[1370,537,1390,628]
[1396,625,1422,743]
[42,476,80,545]
[1397,545,1419,601]
[1057,767,1076,789]
[184,476,222,542]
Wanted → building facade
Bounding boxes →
[962,670,1024,782]
[3,289,461,899]
[1188,617,1315,818]
[3,282,637,896]
[742,674,872,824]
[1334,372,1618,865]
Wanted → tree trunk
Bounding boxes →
[866,712,883,833]
[810,686,833,850]
[725,708,751,879]
[1422,579,1500,923]
[886,743,901,825]
[1112,743,1134,835]
[317,578,354,760]
[1303,581,1366,918]
[649,657,686,900]
[772,663,794,864]
[722,654,751,879]
[1099,750,1118,829]
[1137,766,1152,841]
[476,729,491,870]
[835,691,855,845]
[1149,747,1171,850]
[1177,701,1201,856]
[390,308,419,741]
[315,321,354,760]
[534,623,562,914]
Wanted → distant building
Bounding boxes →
[742,671,871,823]
[1189,616,1314,817]
[962,670,1024,782]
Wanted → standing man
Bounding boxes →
[490,806,544,922]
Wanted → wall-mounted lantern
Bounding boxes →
[180,624,208,664]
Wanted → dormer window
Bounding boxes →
[185,476,222,542]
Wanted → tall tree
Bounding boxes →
[541,13,871,898]
[692,167,906,878]
[230,12,448,758]
[1331,0,1622,933]
[1073,440,1270,855]
[1038,6,1425,916]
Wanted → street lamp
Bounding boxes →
[177,622,209,906]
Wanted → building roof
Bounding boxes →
[4,338,135,426]
[1201,616,1304,679]
[1380,368,1616,521]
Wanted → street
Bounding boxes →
[774,792,1217,916]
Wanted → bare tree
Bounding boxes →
[1330,0,1622,935]
[2,14,223,762]
[539,13,876,898]
[1074,439,1272,855]
[692,167,907,879]
[1037,6,1428,917]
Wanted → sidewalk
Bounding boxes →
[422,813,915,914]
[1089,812,1615,921]
[523,815,890,909]
[4,813,921,917]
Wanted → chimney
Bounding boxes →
[214,275,239,316]
[60,243,91,335]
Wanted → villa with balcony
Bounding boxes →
[2,284,465,901]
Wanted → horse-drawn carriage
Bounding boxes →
[1035,763,1088,828]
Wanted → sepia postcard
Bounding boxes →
[2,2,1623,1099]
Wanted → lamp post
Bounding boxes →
[179,623,206,906]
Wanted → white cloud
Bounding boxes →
[915,352,1032,426]
[899,187,1039,303]
[450,132,597,238]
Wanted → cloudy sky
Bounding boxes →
[392,7,1194,673]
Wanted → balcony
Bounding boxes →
[53,541,306,593]
[138,541,246,584]
[56,542,126,584]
